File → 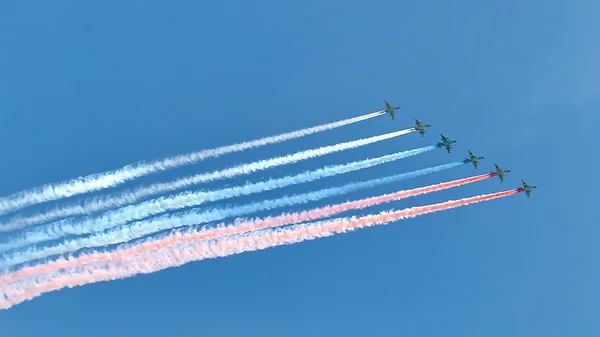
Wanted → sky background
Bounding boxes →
[0,1,599,336]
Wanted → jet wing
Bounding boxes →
[468,150,474,157]
[498,174,504,183]
[495,163,500,171]
[441,134,448,141]
[473,161,478,169]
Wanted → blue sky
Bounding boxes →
[0,1,599,336]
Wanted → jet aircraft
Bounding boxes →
[383,100,400,120]
[436,134,456,153]
[414,119,431,137]
[492,163,511,182]
[463,150,484,168]
[517,179,537,198]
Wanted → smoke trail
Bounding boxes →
[0,157,454,253]
[0,164,477,284]
[0,111,384,216]
[0,127,410,232]
[0,189,518,309]
[0,146,436,268]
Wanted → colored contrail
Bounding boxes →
[0,168,483,285]
[0,146,436,268]
[0,157,457,254]
[0,189,518,310]
[0,127,410,233]
[0,111,384,216]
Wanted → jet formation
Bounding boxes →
[381,100,537,198]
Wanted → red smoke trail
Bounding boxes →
[1,189,518,310]
[0,173,494,285]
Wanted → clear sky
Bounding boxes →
[0,1,598,336]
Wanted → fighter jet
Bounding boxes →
[414,119,431,137]
[491,163,511,182]
[517,179,537,198]
[436,134,456,153]
[383,100,400,120]
[463,150,484,168]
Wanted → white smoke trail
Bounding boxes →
[0,111,384,216]
[0,125,406,232]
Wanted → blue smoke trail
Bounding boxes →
[0,146,439,268]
